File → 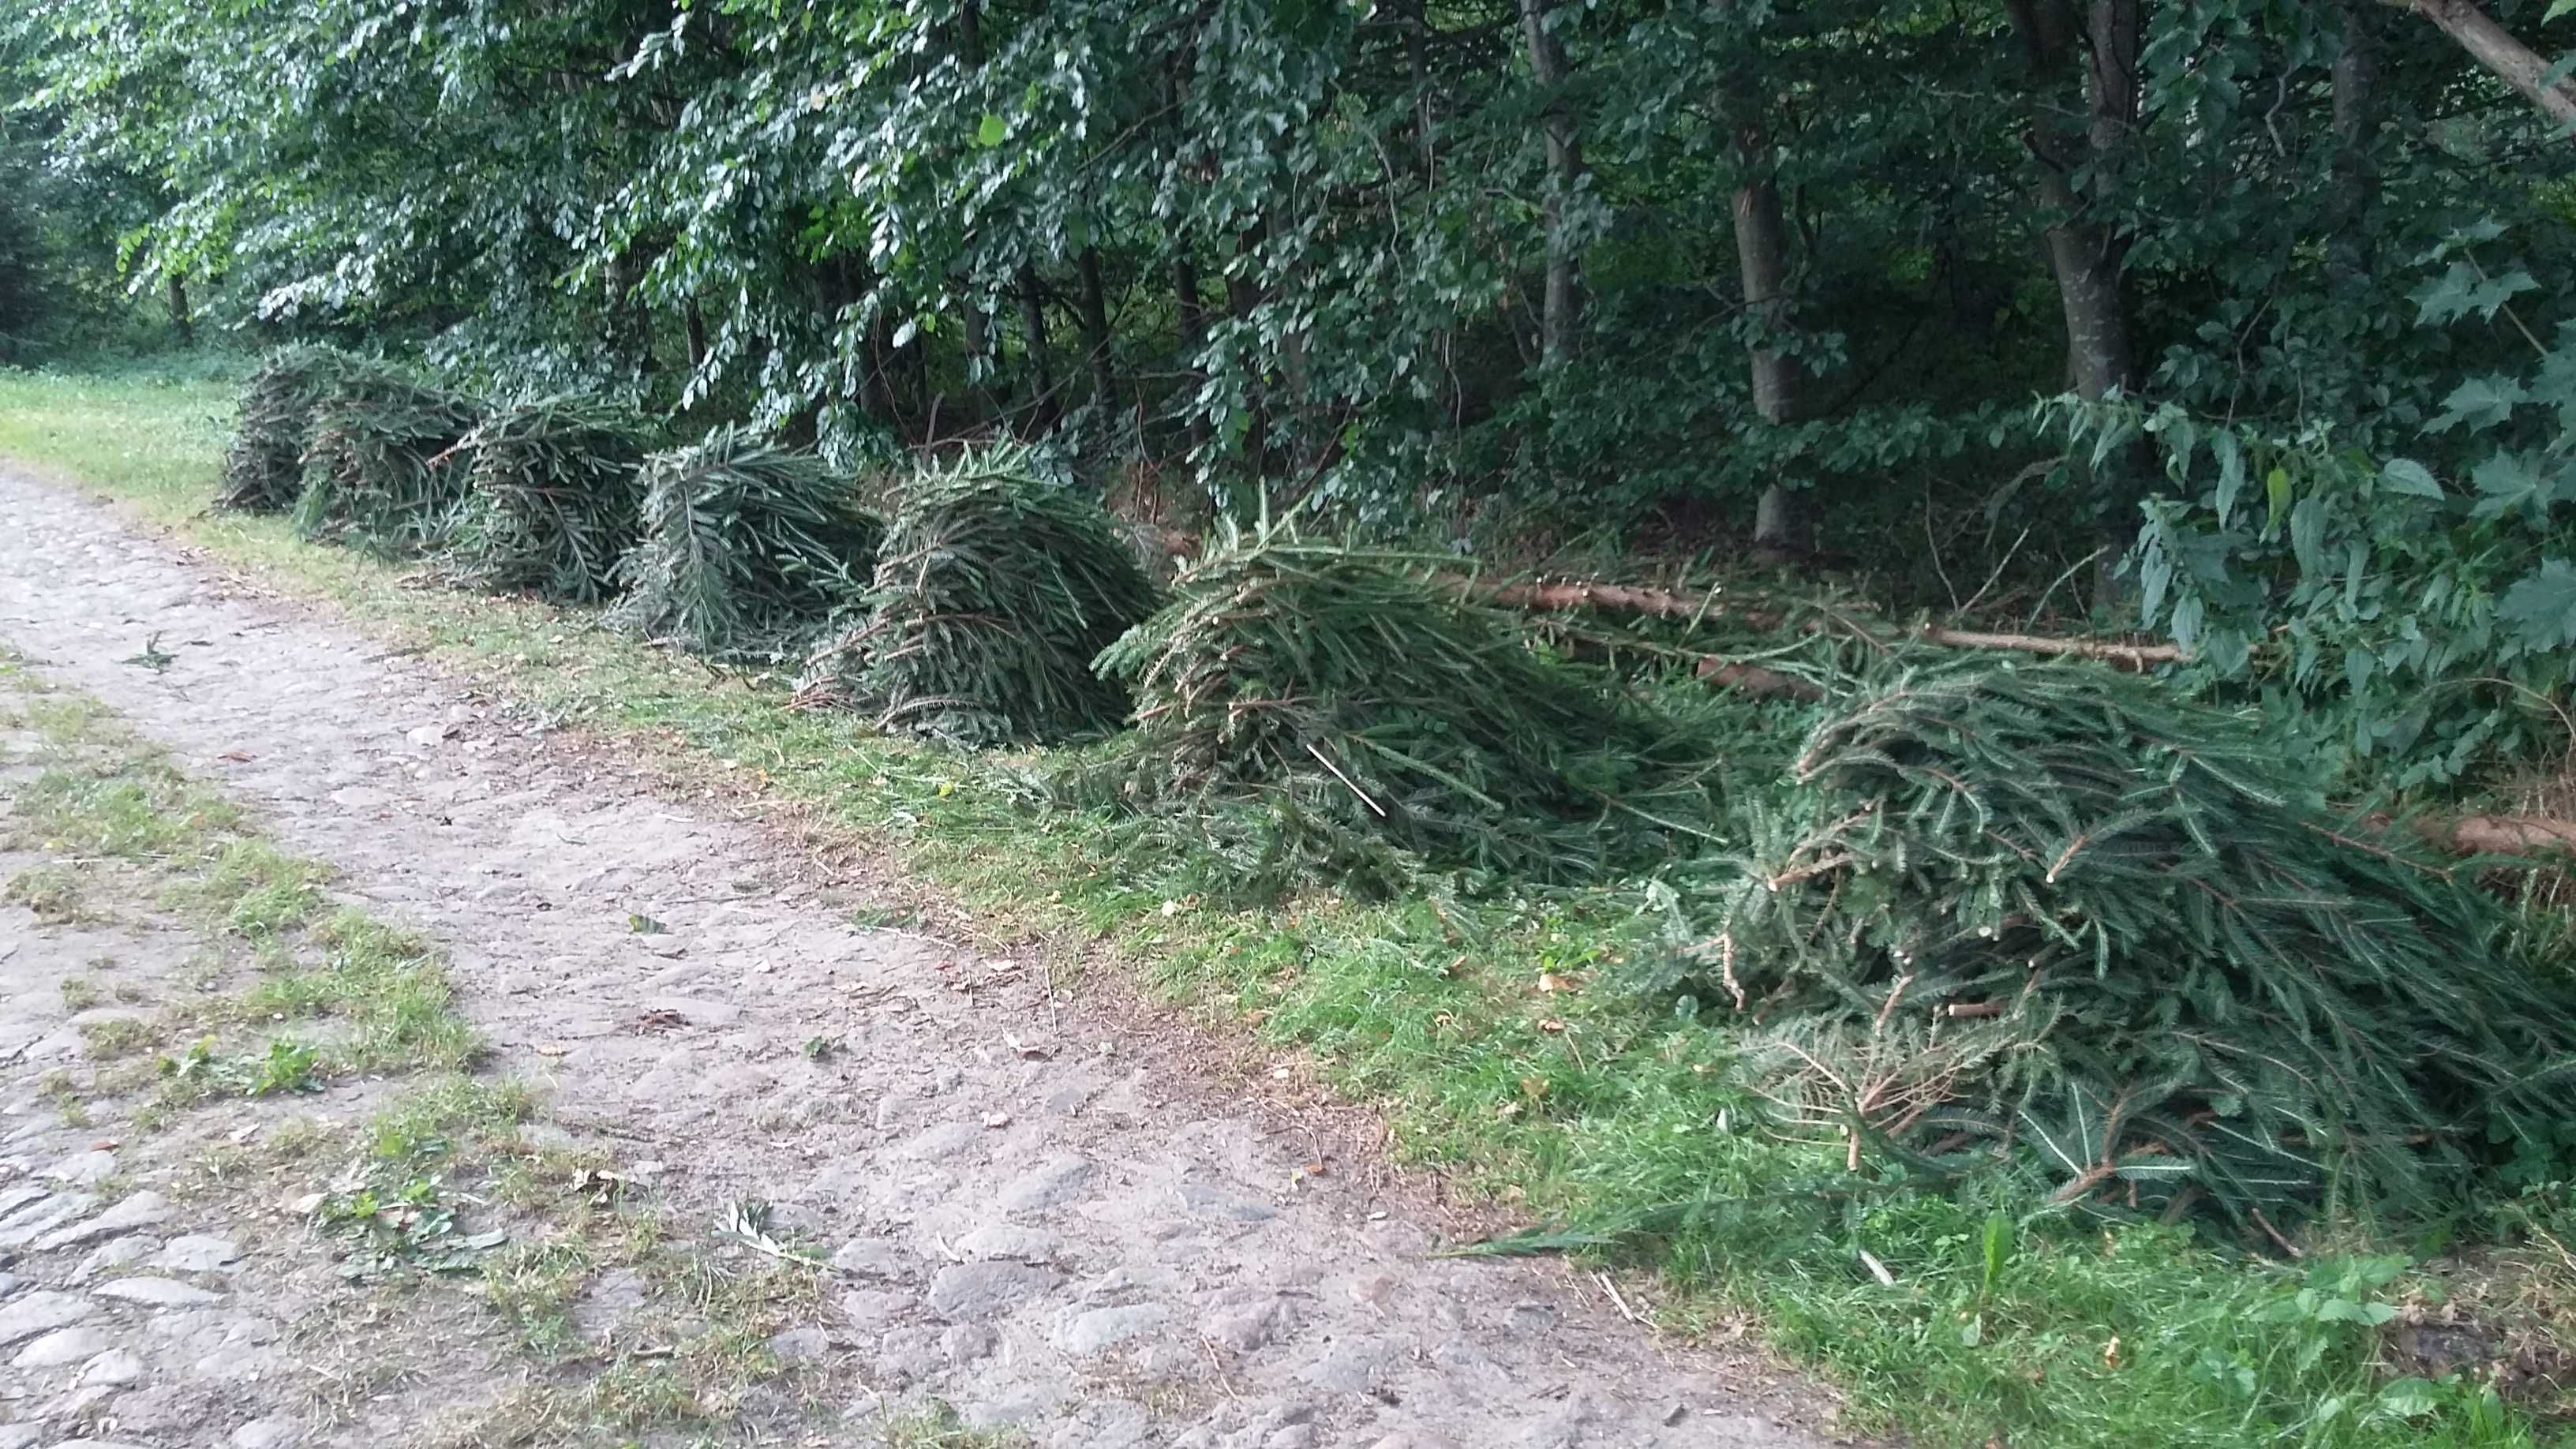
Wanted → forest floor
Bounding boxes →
[0,362,2566,1449]
[0,466,1839,1445]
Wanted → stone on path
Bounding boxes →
[33,1189,169,1252]
[230,1414,306,1448]
[12,1324,115,1368]
[925,1260,1061,1321]
[92,1274,223,1307]
[154,1234,242,1273]
[0,1290,93,1346]
[0,1193,95,1249]
[78,1346,147,1386]
[36,1151,115,1186]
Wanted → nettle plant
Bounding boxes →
[2059,224,2576,792]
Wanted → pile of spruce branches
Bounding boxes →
[290,368,485,554]
[447,397,655,602]
[609,426,883,658]
[1084,522,1737,887]
[219,344,369,512]
[804,444,1158,747]
[1654,656,2576,1232]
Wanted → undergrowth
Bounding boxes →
[2,366,2568,1447]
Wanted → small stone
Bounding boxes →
[79,1346,146,1386]
[939,1322,997,1366]
[38,1151,116,1185]
[155,1234,243,1274]
[766,1326,830,1364]
[837,1290,911,1330]
[926,1261,1061,1321]
[994,1153,1095,1213]
[0,1290,93,1346]
[1060,1302,1167,1354]
[0,1425,37,1449]
[1366,1436,1462,1449]
[1661,1403,1688,1427]
[0,1185,52,1222]
[75,1234,159,1280]
[34,1189,169,1251]
[0,1193,95,1248]
[1267,1428,1319,1449]
[826,1237,908,1280]
[13,1324,114,1367]
[230,1414,307,1449]
[92,1275,222,1307]
[953,1225,1061,1263]
[1203,1293,1298,1352]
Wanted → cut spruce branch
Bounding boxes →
[801,442,1158,747]
[1080,521,1752,889]
[446,397,655,603]
[290,369,485,556]
[218,345,372,512]
[1646,656,2576,1236]
[608,427,884,659]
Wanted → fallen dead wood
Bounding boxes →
[2409,812,2576,859]
[1478,578,2183,668]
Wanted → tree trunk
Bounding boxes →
[2329,3,2383,284]
[166,274,193,347]
[1519,0,1582,367]
[1228,222,1268,473]
[2392,0,2576,134]
[683,299,709,373]
[1175,252,1208,447]
[1017,265,1059,434]
[957,0,993,422]
[2010,0,2151,596]
[1076,245,1115,417]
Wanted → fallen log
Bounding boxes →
[2412,812,2576,859]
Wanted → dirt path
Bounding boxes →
[0,467,1835,1447]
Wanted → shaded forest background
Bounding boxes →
[4,0,2574,795]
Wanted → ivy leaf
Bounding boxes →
[2377,459,2442,498]
[2499,559,2576,653]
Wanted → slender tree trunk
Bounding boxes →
[2009,0,2150,594]
[1717,1,1807,555]
[166,275,193,347]
[1228,223,1268,473]
[1519,0,1582,367]
[2329,3,2383,284]
[957,0,993,421]
[2391,0,2576,133]
[1076,245,1115,416]
[1017,264,1058,435]
[1175,252,1208,447]
[683,300,709,373]
[1404,0,1436,174]
[864,309,899,428]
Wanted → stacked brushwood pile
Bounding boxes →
[1086,522,1739,887]
[447,398,654,602]
[804,444,1159,747]
[290,365,485,554]
[219,344,367,512]
[1657,657,2576,1233]
[609,426,884,657]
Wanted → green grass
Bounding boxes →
[2,362,2567,1447]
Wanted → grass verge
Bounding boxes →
[2,361,2568,1447]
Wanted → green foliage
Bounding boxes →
[807,444,1157,747]
[290,365,485,555]
[1660,657,2576,1234]
[1088,521,1747,889]
[447,396,654,603]
[608,426,883,659]
[219,344,367,512]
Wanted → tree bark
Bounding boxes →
[1519,0,1583,366]
[2330,2,2384,283]
[166,274,193,347]
[1228,221,1268,471]
[683,299,709,373]
[1017,264,1059,434]
[2009,0,2151,595]
[1076,245,1116,417]
[2390,0,2576,134]
[1175,252,1208,447]
[957,0,993,421]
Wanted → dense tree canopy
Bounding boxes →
[5,0,2574,785]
